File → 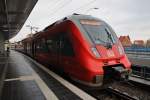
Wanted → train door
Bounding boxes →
[59,33,75,74]
[23,42,27,53]
[35,38,49,64]
[46,36,60,66]
[57,35,63,68]
[32,41,35,57]
[27,42,30,55]
[56,36,61,66]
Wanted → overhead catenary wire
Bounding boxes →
[51,0,97,16]
[49,0,73,16]
[68,0,97,14]
[48,0,97,23]
[48,0,68,13]
[24,0,69,33]
[27,0,97,32]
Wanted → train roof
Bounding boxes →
[67,14,103,22]
[43,14,105,31]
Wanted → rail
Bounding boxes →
[106,87,139,100]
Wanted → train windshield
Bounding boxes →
[80,19,118,45]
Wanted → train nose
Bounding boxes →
[95,45,116,59]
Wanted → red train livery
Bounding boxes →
[16,14,131,87]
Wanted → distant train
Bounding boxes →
[15,14,131,87]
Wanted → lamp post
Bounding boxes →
[85,7,99,14]
[26,25,39,34]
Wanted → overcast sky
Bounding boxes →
[10,0,150,42]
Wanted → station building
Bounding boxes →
[133,40,145,47]
[119,35,132,47]
[146,39,150,47]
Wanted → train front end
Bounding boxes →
[72,15,132,87]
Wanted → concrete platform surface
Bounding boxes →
[0,51,96,100]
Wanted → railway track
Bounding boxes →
[106,86,139,100]
[85,80,150,100]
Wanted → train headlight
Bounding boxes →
[91,47,100,58]
[118,46,124,55]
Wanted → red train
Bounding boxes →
[16,14,131,87]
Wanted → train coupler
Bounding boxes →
[112,66,129,80]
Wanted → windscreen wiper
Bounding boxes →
[105,28,114,44]
[105,28,113,48]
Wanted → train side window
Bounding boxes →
[36,38,48,53]
[60,33,74,56]
[27,43,30,53]
[35,40,41,53]
[35,42,40,52]
[46,39,52,51]
[46,39,55,53]
[46,37,58,54]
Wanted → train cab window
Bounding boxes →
[60,33,75,56]
[80,19,118,45]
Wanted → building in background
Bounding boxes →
[146,39,150,47]
[119,35,132,47]
[133,40,145,47]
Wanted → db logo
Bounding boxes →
[107,50,114,57]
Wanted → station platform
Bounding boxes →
[0,50,96,100]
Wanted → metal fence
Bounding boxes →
[125,47,150,52]
[131,65,150,80]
